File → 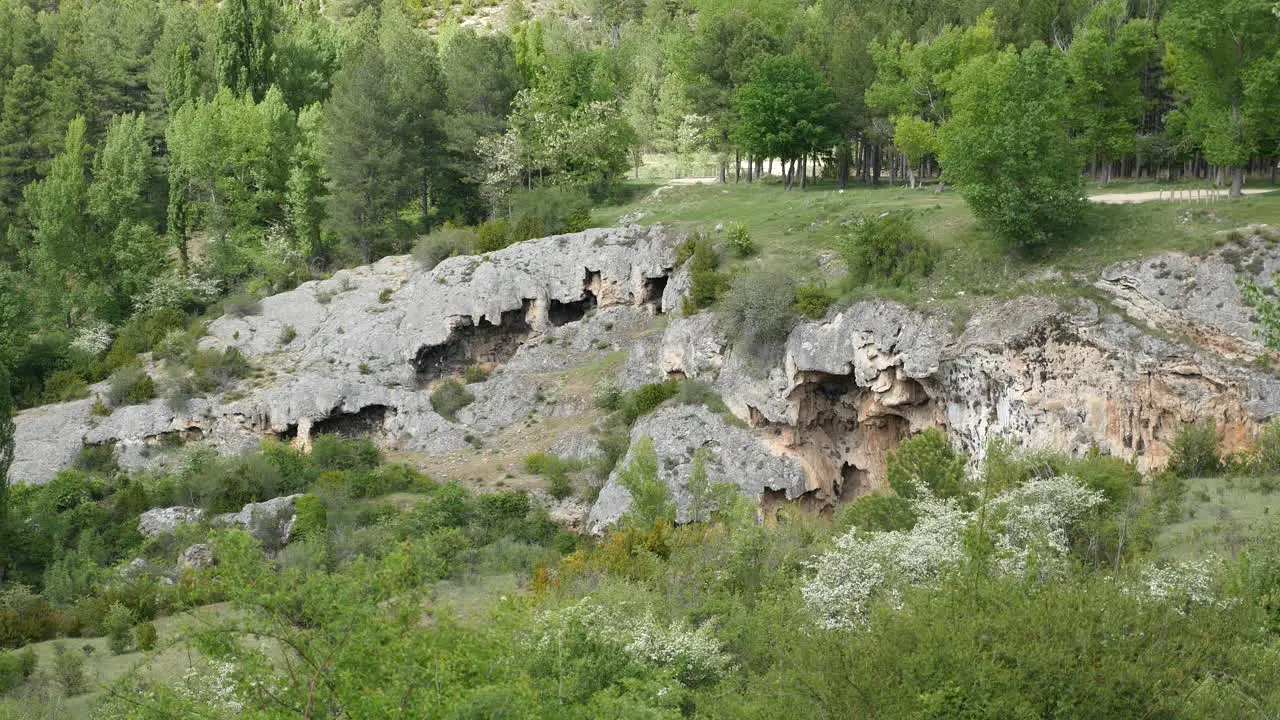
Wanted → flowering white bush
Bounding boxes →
[174,661,246,716]
[990,475,1105,575]
[802,497,969,629]
[70,322,113,356]
[532,598,732,686]
[135,272,221,313]
[1128,560,1223,609]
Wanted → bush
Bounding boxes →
[474,219,511,253]
[74,444,118,474]
[592,381,622,411]
[291,495,328,542]
[51,642,86,697]
[510,213,544,243]
[687,234,724,310]
[41,370,90,404]
[719,271,798,346]
[104,603,134,655]
[794,282,833,319]
[619,380,680,425]
[726,222,756,257]
[104,307,188,370]
[886,429,971,505]
[1254,420,1280,475]
[431,379,474,422]
[91,395,111,416]
[1168,420,1221,478]
[618,437,674,528]
[549,472,574,500]
[837,491,918,532]
[279,325,297,345]
[311,435,382,474]
[413,227,476,269]
[564,206,592,233]
[134,620,157,651]
[509,185,593,235]
[462,364,489,384]
[191,347,250,392]
[223,293,261,318]
[106,366,155,406]
[840,212,938,287]
[0,651,23,693]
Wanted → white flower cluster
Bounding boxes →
[802,497,969,629]
[990,475,1105,575]
[70,322,113,356]
[1128,560,1223,609]
[534,598,732,685]
[175,661,245,715]
[135,272,221,313]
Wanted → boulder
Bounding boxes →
[180,544,216,570]
[138,506,206,538]
[215,494,303,550]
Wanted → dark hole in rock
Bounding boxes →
[312,404,390,438]
[548,294,596,327]
[413,300,534,384]
[643,273,669,310]
[839,463,867,501]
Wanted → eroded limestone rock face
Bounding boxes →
[138,506,206,538]
[10,226,677,484]
[180,544,216,570]
[586,404,807,533]
[215,494,303,550]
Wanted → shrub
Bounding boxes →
[104,603,134,654]
[794,282,833,319]
[51,642,86,696]
[618,437,674,528]
[413,227,476,269]
[106,366,155,406]
[592,381,622,411]
[619,380,680,425]
[564,206,592,233]
[91,395,111,416]
[1168,420,1221,478]
[431,379,474,422]
[291,495,328,542]
[549,472,574,500]
[510,213,544,243]
[726,222,756,257]
[278,325,297,345]
[462,364,489,384]
[719,271,798,346]
[104,307,188,369]
[1254,420,1280,475]
[191,347,250,392]
[688,234,724,309]
[134,621,157,651]
[223,293,261,318]
[311,435,381,473]
[837,491,918,532]
[0,651,23,693]
[674,236,697,265]
[18,646,36,679]
[840,212,938,287]
[1061,454,1139,504]
[378,288,393,303]
[41,370,90,404]
[886,429,971,505]
[474,219,511,253]
[74,444,118,475]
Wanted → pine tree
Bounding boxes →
[0,65,44,243]
[24,116,92,324]
[215,0,276,101]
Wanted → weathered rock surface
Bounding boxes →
[586,404,806,533]
[11,227,678,484]
[215,494,303,549]
[180,544,216,570]
[138,506,206,538]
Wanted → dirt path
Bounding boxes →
[1089,188,1274,204]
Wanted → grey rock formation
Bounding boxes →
[11,227,678,484]
[180,544,216,570]
[215,494,302,550]
[138,506,206,538]
[586,404,806,533]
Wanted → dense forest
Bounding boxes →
[0,0,1277,411]
[2,0,1280,717]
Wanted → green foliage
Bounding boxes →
[940,44,1087,249]
[618,437,674,528]
[474,219,512,253]
[887,429,971,505]
[413,227,476,269]
[840,212,937,287]
[50,642,85,697]
[223,293,262,318]
[40,370,90,404]
[510,213,544,243]
[74,444,118,475]
[279,325,297,345]
[837,491,918,532]
[794,283,833,319]
[134,620,157,652]
[311,435,381,474]
[106,366,156,407]
[725,222,755,257]
[462,364,490,383]
[292,495,328,543]
[618,380,680,426]
[431,379,475,422]
[687,234,723,311]
[104,602,134,655]
[1168,420,1222,478]
[733,55,837,189]
[719,271,798,347]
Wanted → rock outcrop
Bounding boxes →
[216,494,303,550]
[10,226,677,484]
[138,506,206,538]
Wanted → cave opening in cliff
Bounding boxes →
[642,273,669,311]
[412,301,534,385]
[312,404,390,438]
[548,295,597,326]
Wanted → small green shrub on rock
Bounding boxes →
[475,219,511,253]
[840,212,938,287]
[726,222,756,257]
[413,227,476,269]
[719,271,798,346]
[431,379,475,422]
[794,282,833,319]
[107,366,155,406]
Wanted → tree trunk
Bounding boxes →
[735,150,741,183]
[1230,166,1243,197]
[800,155,807,189]
[872,144,881,185]
[906,156,917,189]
